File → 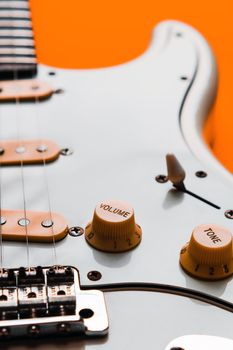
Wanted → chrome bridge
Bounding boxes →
[0,266,108,339]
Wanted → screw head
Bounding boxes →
[28,325,40,335]
[0,327,9,337]
[54,88,64,94]
[155,174,168,183]
[170,348,185,350]
[225,210,233,219]
[87,270,102,281]
[0,148,5,155]
[60,148,73,156]
[79,308,94,319]
[57,323,70,333]
[195,170,207,178]
[68,226,84,237]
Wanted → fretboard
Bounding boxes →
[0,0,37,80]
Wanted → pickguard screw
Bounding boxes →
[180,76,188,81]
[170,348,185,350]
[68,226,84,237]
[48,71,56,76]
[54,88,64,94]
[0,148,4,155]
[225,210,233,219]
[155,174,168,183]
[60,148,73,156]
[87,270,102,281]
[195,170,207,178]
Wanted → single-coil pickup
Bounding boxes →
[0,140,60,165]
[0,210,68,242]
[0,79,53,102]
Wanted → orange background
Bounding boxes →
[30,0,233,173]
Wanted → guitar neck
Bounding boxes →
[0,0,37,80]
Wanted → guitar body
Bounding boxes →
[1,9,233,349]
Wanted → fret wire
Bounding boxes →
[0,17,30,20]
[0,54,36,57]
[0,8,29,12]
[0,36,33,39]
[0,45,34,48]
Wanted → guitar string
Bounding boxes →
[10,0,59,270]
[0,102,3,276]
[13,76,59,269]
[14,69,31,270]
[27,0,58,268]
[32,92,58,268]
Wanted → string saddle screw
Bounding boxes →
[28,325,40,335]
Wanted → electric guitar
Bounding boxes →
[0,1,233,349]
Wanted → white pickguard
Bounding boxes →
[1,20,233,348]
[166,335,233,350]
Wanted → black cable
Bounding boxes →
[81,282,233,313]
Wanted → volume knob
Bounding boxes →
[85,200,142,252]
[180,224,233,280]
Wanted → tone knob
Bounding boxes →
[85,200,142,252]
[180,224,233,280]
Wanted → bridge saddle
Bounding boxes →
[0,266,108,339]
